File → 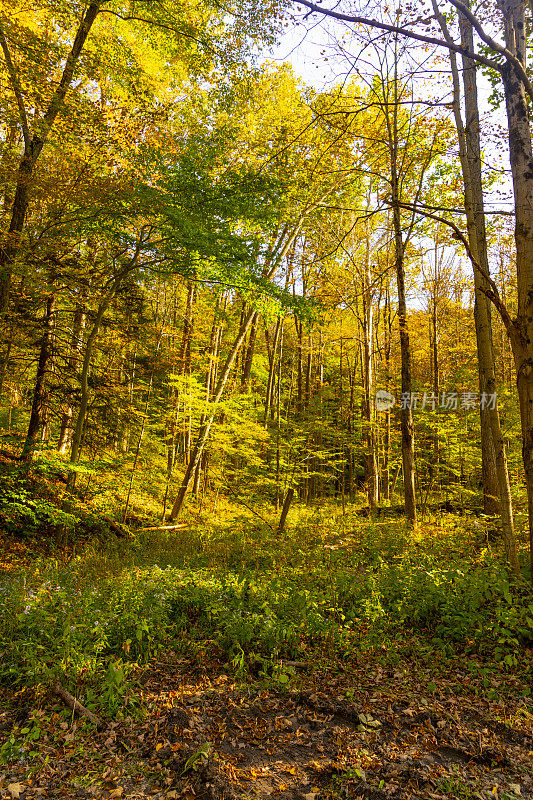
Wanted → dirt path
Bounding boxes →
[1,652,531,800]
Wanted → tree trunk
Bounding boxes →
[362,213,379,509]
[383,47,417,525]
[433,0,518,571]
[275,320,284,508]
[178,281,196,376]
[241,310,258,390]
[21,291,55,460]
[394,219,417,525]
[0,2,102,312]
[296,316,303,415]
[305,332,312,411]
[277,487,294,534]
[264,316,281,425]
[499,0,533,580]
[457,12,501,517]
[0,153,34,313]
[382,283,392,500]
[58,300,87,454]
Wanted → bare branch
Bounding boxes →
[294,0,502,72]
[447,0,533,103]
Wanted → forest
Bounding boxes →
[0,1,532,799]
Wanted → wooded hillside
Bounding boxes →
[0,2,531,799]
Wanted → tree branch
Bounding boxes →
[294,0,502,72]
[0,21,30,150]
[447,0,533,103]
[37,2,103,157]
[97,10,215,52]
[388,199,516,338]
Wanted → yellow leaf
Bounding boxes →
[156,742,164,751]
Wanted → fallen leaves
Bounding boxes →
[0,652,531,800]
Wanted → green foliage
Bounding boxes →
[0,472,78,538]
[0,504,530,724]
[182,742,213,774]
[0,717,43,766]
[365,551,533,663]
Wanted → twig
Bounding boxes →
[52,681,104,730]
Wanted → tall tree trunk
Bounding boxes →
[347,351,355,502]
[234,300,246,379]
[433,0,518,572]
[178,281,196,376]
[387,85,417,524]
[178,282,196,460]
[458,11,500,516]
[296,316,303,416]
[362,211,379,509]
[241,311,258,390]
[275,320,284,508]
[264,316,281,425]
[499,0,533,580]
[58,299,87,454]
[21,290,55,460]
[305,332,312,411]
[393,216,417,525]
[382,283,392,500]
[277,487,294,534]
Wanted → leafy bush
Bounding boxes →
[0,473,78,538]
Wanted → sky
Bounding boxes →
[267,10,515,237]
[261,9,516,318]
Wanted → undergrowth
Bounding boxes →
[0,498,531,721]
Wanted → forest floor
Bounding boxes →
[0,491,532,800]
[1,645,532,800]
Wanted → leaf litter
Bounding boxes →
[0,648,531,800]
